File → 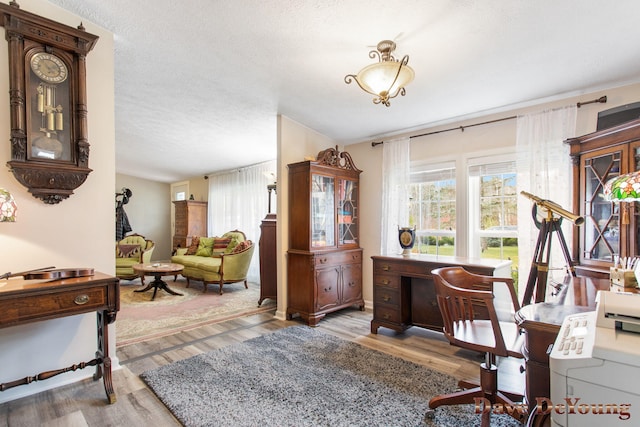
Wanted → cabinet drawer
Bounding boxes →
[374,305,401,323]
[374,273,400,289]
[374,287,399,306]
[315,250,362,266]
[0,286,107,325]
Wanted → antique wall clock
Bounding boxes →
[0,1,98,204]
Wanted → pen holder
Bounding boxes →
[609,267,638,290]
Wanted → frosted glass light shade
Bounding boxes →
[356,60,415,99]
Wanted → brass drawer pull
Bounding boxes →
[382,265,390,271]
[74,294,89,305]
[383,295,391,302]
[381,279,390,285]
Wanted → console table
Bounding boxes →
[0,272,120,403]
[371,254,512,334]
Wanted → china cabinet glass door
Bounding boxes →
[582,148,622,262]
[311,174,335,247]
[337,178,358,246]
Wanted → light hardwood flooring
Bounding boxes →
[0,308,525,426]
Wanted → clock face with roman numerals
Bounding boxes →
[30,52,68,83]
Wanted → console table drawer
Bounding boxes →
[0,286,107,325]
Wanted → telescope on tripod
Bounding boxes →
[520,191,584,306]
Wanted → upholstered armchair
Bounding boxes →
[116,233,155,283]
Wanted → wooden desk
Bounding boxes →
[0,272,119,403]
[515,276,610,417]
[371,254,512,334]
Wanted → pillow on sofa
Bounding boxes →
[224,236,242,254]
[231,240,252,254]
[186,237,200,255]
[117,244,141,258]
[212,237,232,253]
[195,237,215,257]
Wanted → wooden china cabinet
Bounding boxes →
[286,147,364,326]
[173,200,208,251]
[566,118,640,278]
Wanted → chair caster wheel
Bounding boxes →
[424,409,436,421]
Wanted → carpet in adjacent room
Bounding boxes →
[116,279,276,346]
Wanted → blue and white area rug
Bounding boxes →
[140,326,523,426]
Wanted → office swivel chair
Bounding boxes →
[427,267,525,426]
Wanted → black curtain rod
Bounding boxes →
[371,95,607,147]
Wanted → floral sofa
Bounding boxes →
[171,230,254,294]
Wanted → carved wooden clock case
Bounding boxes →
[1,1,98,204]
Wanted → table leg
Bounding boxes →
[135,273,183,300]
[96,310,116,404]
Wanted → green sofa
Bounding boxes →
[171,230,254,294]
[116,233,155,284]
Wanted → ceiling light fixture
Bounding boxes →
[344,40,415,107]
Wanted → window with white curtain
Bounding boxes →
[408,155,518,283]
[207,159,277,283]
[408,161,456,255]
[468,157,518,271]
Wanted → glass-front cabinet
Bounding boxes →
[287,147,364,326]
[338,177,358,246]
[567,118,640,277]
[311,174,335,247]
[310,174,358,248]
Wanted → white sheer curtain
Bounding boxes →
[516,106,577,299]
[381,137,410,255]
[207,159,277,283]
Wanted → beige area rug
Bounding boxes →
[116,278,276,347]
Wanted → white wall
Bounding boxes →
[116,174,172,261]
[0,0,115,403]
[275,115,337,320]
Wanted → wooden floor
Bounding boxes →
[0,308,525,426]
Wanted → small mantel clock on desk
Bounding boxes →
[0,268,120,404]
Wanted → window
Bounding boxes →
[408,162,456,255]
[468,158,518,280]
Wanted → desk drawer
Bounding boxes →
[374,259,431,277]
[374,305,401,324]
[0,286,107,325]
[374,287,400,306]
[374,273,400,289]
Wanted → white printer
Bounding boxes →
[549,290,640,426]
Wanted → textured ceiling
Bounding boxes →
[46,0,640,182]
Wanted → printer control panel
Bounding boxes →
[550,311,596,359]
